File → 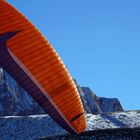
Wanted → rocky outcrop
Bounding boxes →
[75,80,123,114]
[81,87,123,114]
[0,110,140,140]
[81,87,102,114]
[99,97,123,112]
[0,68,44,116]
[0,69,123,116]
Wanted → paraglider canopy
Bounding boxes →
[0,0,86,134]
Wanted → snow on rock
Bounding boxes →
[86,110,140,130]
[0,114,65,140]
[0,110,140,140]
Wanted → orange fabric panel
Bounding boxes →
[0,0,86,133]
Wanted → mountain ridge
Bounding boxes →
[0,68,123,116]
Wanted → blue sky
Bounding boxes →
[7,0,140,110]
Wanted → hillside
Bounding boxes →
[1,68,137,140]
[0,110,140,140]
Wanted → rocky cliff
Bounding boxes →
[0,68,123,116]
[0,68,44,116]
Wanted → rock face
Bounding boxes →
[0,110,140,140]
[0,68,123,116]
[75,80,123,114]
[0,68,44,116]
[99,97,123,113]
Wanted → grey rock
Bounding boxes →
[74,80,123,114]
[99,97,123,112]
[82,87,102,114]
[0,68,44,116]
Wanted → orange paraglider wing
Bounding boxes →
[0,0,86,133]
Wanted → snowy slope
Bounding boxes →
[86,110,140,130]
[0,110,139,140]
